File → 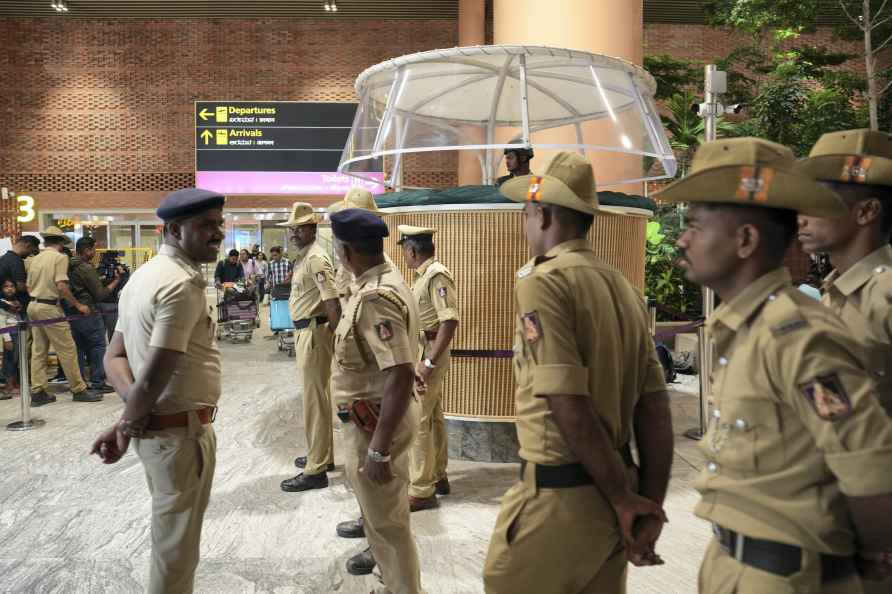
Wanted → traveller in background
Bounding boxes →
[267,246,292,298]
[255,252,269,304]
[214,249,243,290]
[0,279,22,399]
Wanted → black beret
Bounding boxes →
[330,208,389,242]
[157,188,225,221]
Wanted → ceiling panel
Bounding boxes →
[0,0,460,19]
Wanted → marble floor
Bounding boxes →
[0,313,711,594]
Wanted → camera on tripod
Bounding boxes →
[97,250,130,300]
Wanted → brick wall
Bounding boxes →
[0,18,871,215]
[0,17,457,211]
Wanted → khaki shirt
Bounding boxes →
[115,244,221,415]
[512,239,666,465]
[334,252,396,304]
[821,244,892,415]
[695,268,892,555]
[412,256,459,332]
[289,241,337,322]
[331,261,420,407]
[25,248,69,300]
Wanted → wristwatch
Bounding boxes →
[423,358,436,369]
[367,448,392,463]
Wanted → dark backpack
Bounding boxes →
[653,340,676,384]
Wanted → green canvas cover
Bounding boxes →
[374,185,656,212]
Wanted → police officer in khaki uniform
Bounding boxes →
[655,137,892,593]
[328,189,400,573]
[329,208,423,594]
[27,226,101,406]
[798,130,892,417]
[279,202,341,492]
[91,188,225,594]
[396,225,459,511]
[483,151,675,593]
[328,187,391,305]
[797,129,892,594]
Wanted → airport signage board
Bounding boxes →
[194,101,383,195]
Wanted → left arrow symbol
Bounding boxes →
[199,108,213,121]
[201,130,213,145]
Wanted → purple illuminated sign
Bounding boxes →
[195,171,384,195]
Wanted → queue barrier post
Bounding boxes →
[6,321,44,431]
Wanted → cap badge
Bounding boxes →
[840,156,872,183]
[734,166,774,203]
[527,176,544,202]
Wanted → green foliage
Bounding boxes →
[643,54,702,100]
[704,0,819,34]
[797,87,865,152]
[645,206,702,321]
[749,77,807,147]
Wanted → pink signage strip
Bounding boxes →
[195,171,385,195]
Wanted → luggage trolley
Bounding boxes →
[269,283,294,356]
[216,282,257,343]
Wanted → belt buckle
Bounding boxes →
[734,532,745,562]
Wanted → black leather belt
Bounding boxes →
[34,298,60,306]
[293,316,327,330]
[713,524,855,582]
[520,445,635,488]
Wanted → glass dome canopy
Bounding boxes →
[339,45,677,189]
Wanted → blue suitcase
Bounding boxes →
[269,299,292,332]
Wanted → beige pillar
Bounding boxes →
[493,0,644,192]
[458,0,486,186]
[494,0,642,64]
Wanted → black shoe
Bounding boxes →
[435,476,451,495]
[48,375,67,385]
[294,456,335,471]
[346,547,376,576]
[336,517,365,539]
[30,390,57,407]
[280,472,328,492]
[91,383,116,394]
[72,390,103,403]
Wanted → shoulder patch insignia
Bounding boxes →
[799,374,852,421]
[315,271,326,283]
[376,321,393,342]
[437,286,447,298]
[771,319,808,337]
[522,311,542,343]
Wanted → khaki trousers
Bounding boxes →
[134,417,217,594]
[27,302,86,394]
[408,354,449,498]
[483,465,627,594]
[699,537,862,594]
[295,323,333,475]
[345,406,423,594]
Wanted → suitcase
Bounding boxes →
[270,299,293,332]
